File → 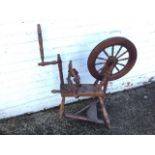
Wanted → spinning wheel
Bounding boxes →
[37,24,137,128]
[88,37,137,81]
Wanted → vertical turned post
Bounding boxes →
[57,54,64,85]
[37,24,45,63]
[60,96,65,118]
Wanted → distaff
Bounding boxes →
[37,24,58,66]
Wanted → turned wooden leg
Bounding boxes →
[98,97,111,128]
[60,96,65,119]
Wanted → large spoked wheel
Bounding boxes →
[87,37,137,81]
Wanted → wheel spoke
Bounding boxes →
[117,50,128,58]
[102,50,109,58]
[97,57,107,61]
[95,62,105,66]
[115,66,120,72]
[115,46,123,57]
[117,63,126,67]
[111,45,114,56]
[118,57,129,61]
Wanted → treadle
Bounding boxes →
[64,102,103,124]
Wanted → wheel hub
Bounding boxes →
[106,56,118,67]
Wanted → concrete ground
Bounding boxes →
[0,82,155,135]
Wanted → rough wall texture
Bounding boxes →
[0,19,155,119]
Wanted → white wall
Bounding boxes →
[0,0,155,119]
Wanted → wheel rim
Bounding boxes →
[87,37,137,81]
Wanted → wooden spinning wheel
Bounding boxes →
[37,24,137,128]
